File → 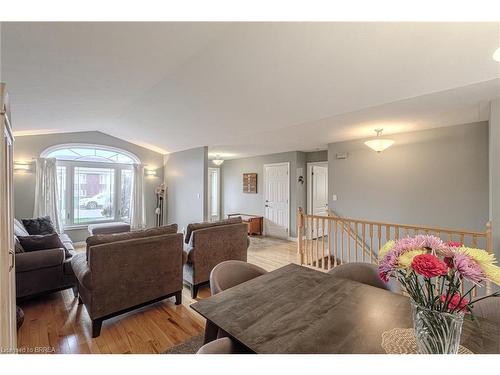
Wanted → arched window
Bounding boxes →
[41,143,140,164]
[41,144,140,227]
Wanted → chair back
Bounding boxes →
[88,233,183,318]
[473,298,500,324]
[328,262,399,292]
[210,260,267,295]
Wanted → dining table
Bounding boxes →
[190,263,500,354]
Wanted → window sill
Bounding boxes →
[64,225,90,231]
[64,221,131,231]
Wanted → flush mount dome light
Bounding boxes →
[364,129,395,153]
[493,47,500,62]
[212,155,224,166]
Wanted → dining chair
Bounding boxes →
[473,298,500,324]
[210,260,268,295]
[327,262,399,292]
[196,337,237,354]
[204,260,268,345]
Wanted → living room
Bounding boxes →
[1,1,500,373]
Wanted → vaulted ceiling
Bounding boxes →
[2,22,500,158]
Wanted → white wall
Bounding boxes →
[13,131,165,242]
[489,99,500,259]
[328,122,489,232]
[164,146,208,233]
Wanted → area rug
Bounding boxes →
[163,334,204,354]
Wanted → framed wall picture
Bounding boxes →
[243,173,257,193]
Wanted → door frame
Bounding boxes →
[263,162,290,238]
[306,161,328,215]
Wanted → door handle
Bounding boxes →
[9,249,15,271]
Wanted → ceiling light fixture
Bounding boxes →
[364,129,395,153]
[493,47,500,62]
[212,155,224,166]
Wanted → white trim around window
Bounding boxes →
[42,144,140,228]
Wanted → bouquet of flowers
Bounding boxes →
[378,235,500,353]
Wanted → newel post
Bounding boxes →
[297,207,304,265]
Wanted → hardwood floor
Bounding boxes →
[16,236,297,354]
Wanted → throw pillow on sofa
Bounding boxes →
[18,233,67,255]
[21,216,56,235]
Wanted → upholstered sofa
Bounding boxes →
[183,217,249,298]
[14,218,77,299]
[71,224,184,337]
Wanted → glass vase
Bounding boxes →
[411,300,464,354]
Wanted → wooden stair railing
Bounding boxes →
[297,207,493,295]
[327,209,375,263]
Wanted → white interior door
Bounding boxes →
[307,162,328,238]
[264,163,289,239]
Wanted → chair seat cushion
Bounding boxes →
[15,248,65,272]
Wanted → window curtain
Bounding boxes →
[33,158,63,233]
[130,164,146,229]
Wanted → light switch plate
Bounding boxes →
[332,194,338,201]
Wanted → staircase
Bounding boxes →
[296,207,493,295]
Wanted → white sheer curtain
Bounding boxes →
[33,157,63,233]
[130,164,146,229]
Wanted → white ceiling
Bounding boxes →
[2,22,500,158]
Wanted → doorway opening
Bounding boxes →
[307,162,328,238]
[207,167,220,222]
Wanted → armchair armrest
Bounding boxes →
[15,248,65,273]
[71,253,92,290]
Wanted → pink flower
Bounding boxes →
[411,254,448,278]
[378,251,398,283]
[440,293,468,312]
[447,241,462,248]
[378,235,446,282]
[453,252,485,284]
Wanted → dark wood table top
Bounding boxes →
[191,264,500,354]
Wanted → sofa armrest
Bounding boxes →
[71,253,92,290]
[15,248,65,273]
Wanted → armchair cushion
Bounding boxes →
[21,216,56,235]
[18,233,65,253]
[15,248,65,272]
